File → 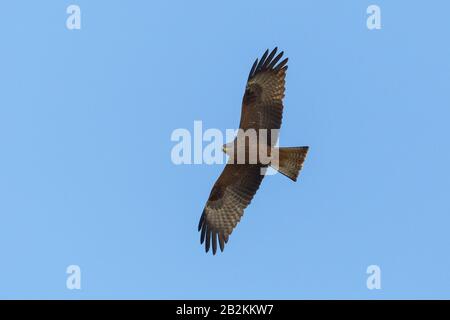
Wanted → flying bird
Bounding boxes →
[198,48,309,254]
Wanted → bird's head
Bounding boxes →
[222,142,234,156]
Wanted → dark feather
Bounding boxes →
[274,57,288,71]
[200,223,207,244]
[212,231,218,255]
[267,51,284,69]
[219,233,225,252]
[256,49,269,71]
[262,47,278,69]
[198,210,204,231]
[205,229,211,253]
[248,58,258,80]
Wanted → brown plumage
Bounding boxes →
[198,48,309,254]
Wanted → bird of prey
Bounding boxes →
[198,48,309,255]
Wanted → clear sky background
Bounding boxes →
[1,1,449,299]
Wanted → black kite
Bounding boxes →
[198,48,309,254]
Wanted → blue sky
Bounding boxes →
[1,1,450,299]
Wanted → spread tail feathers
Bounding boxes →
[272,147,309,181]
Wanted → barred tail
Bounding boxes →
[272,147,309,181]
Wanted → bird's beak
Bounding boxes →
[222,146,227,154]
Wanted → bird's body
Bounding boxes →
[198,48,309,254]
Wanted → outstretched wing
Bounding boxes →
[198,164,264,254]
[239,47,288,145]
